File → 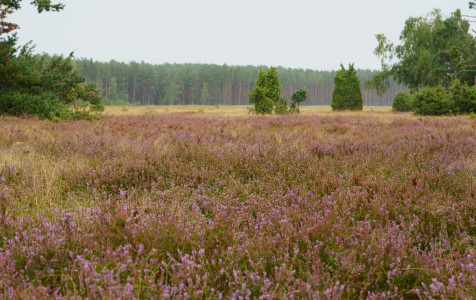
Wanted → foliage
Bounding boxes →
[406,80,476,116]
[262,67,281,103]
[290,89,307,111]
[332,63,363,111]
[248,67,288,114]
[369,9,476,94]
[274,97,289,115]
[0,0,103,120]
[449,80,476,114]
[392,91,412,112]
[0,38,103,120]
[247,86,273,114]
[163,80,182,105]
[200,82,209,105]
[411,85,452,116]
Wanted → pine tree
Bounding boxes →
[0,0,103,120]
[200,82,210,105]
[291,89,307,109]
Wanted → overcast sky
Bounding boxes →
[8,0,474,70]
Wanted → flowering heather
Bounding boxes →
[0,111,475,298]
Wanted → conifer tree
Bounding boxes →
[332,64,363,111]
[248,67,286,114]
[248,86,273,114]
[0,0,103,120]
[291,89,307,109]
[264,67,281,103]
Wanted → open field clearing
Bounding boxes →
[103,105,394,118]
[0,110,475,298]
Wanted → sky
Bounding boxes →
[8,0,475,70]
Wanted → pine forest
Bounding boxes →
[75,59,406,106]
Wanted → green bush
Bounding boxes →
[412,85,452,116]
[392,91,412,112]
[332,64,362,111]
[449,80,476,114]
[274,97,289,115]
[247,86,274,115]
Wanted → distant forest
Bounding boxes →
[75,59,406,106]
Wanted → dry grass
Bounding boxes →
[103,105,251,117]
[104,105,396,117]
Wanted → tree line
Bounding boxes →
[74,59,406,107]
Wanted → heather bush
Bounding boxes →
[0,112,475,298]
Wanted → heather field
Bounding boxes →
[0,108,476,299]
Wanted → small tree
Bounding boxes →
[332,64,363,111]
[392,91,412,112]
[291,89,307,112]
[248,67,286,114]
[247,86,273,114]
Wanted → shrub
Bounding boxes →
[412,85,452,116]
[449,80,476,114]
[392,91,412,112]
[332,64,363,111]
[274,97,289,115]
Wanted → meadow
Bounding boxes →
[0,106,475,298]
